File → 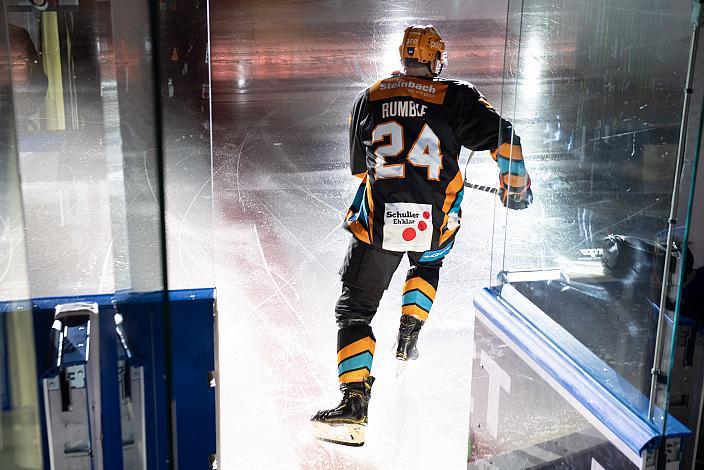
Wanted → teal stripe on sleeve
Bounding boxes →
[450,187,464,214]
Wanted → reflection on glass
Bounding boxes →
[10,5,116,297]
[0,3,43,468]
[494,0,693,433]
[469,312,639,467]
[160,0,214,290]
[7,1,213,297]
[5,0,212,468]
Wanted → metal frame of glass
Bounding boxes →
[0,2,43,468]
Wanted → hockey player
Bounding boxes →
[311,25,533,446]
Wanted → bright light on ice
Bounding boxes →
[517,34,545,110]
[381,31,405,74]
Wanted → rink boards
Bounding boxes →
[469,285,690,469]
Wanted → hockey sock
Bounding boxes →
[401,273,437,321]
[337,326,375,383]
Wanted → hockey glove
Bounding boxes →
[500,187,533,210]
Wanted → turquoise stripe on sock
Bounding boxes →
[338,352,373,375]
[402,290,433,312]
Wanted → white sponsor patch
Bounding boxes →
[382,202,432,252]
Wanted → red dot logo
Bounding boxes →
[418,221,428,231]
[423,211,430,219]
[402,228,416,241]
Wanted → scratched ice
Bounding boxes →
[209,2,513,468]
[209,0,693,467]
[4,0,693,468]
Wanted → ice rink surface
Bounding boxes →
[207,1,691,467]
[3,0,693,468]
[209,2,513,468]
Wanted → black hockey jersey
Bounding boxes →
[345,74,530,255]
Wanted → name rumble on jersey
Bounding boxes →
[381,101,428,119]
[386,210,419,225]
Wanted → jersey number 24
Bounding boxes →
[372,121,443,181]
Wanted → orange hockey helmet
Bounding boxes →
[399,25,447,76]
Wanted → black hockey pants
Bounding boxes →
[334,237,444,383]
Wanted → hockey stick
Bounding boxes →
[463,181,498,194]
[462,150,499,195]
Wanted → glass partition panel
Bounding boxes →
[4,1,201,468]
[9,4,120,297]
[469,308,641,467]
[0,3,42,468]
[3,0,215,467]
[493,0,694,432]
[107,0,167,294]
[160,0,214,290]
[5,0,214,296]
[661,8,704,460]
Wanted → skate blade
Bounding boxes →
[394,342,419,362]
[395,351,418,361]
[395,361,407,378]
[312,421,365,447]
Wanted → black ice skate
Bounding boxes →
[395,315,424,361]
[311,376,374,446]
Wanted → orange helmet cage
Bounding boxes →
[399,25,447,76]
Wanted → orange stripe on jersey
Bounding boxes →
[491,143,523,161]
[439,225,458,246]
[348,220,370,244]
[439,172,464,226]
[441,172,464,215]
[403,277,436,301]
[365,177,374,244]
[337,337,376,364]
[478,97,495,110]
[353,171,367,179]
[369,77,448,105]
[437,171,463,245]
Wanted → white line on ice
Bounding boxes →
[258,199,325,269]
[253,223,312,339]
[143,145,158,204]
[291,182,344,215]
[177,168,219,283]
[233,292,277,329]
[235,113,273,211]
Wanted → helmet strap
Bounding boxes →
[403,59,433,77]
